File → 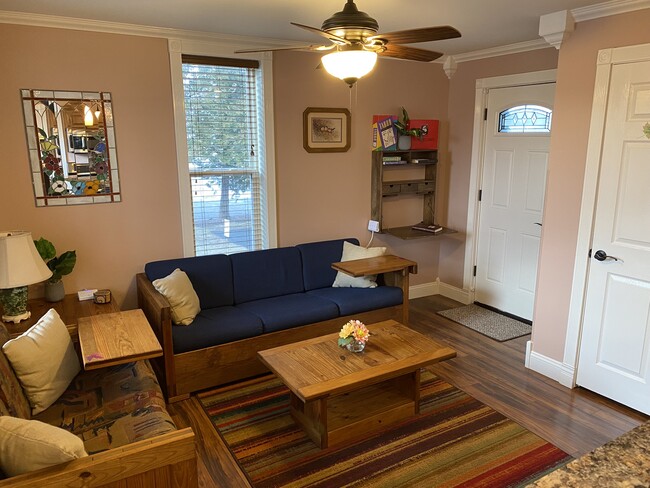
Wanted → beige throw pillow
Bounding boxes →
[333,241,387,288]
[0,416,87,476]
[152,268,201,325]
[2,309,80,415]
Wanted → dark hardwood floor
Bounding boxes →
[168,295,648,487]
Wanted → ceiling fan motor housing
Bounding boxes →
[321,0,379,40]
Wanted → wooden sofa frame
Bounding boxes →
[136,270,410,403]
[0,428,196,488]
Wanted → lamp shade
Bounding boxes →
[321,50,377,86]
[0,231,52,288]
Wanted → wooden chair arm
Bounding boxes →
[136,272,178,398]
[0,428,196,488]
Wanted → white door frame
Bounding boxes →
[463,69,558,297]
[565,42,650,386]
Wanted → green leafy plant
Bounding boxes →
[394,107,423,139]
[33,238,76,284]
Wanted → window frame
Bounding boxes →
[168,39,277,257]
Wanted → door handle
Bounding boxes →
[534,222,542,227]
[593,249,619,262]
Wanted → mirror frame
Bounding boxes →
[21,89,121,206]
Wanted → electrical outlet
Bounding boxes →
[368,220,380,232]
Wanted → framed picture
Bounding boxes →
[303,107,351,153]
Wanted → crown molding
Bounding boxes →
[452,39,550,64]
[0,10,299,49]
[571,0,650,22]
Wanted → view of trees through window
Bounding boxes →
[182,57,266,255]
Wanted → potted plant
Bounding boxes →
[394,107,423,150]
[34,237,77,302]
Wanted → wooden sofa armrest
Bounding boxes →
[0,428,196,488]
[136,272,178,399]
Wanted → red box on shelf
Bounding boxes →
[410,119,439,150]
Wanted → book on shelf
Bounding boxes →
[411,224,444,234]
[411,158,437,164]
[372,114,398,151]
[382,156,402,161]
[383,160,407,165]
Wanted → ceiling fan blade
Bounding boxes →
[235,44,334,54]
[379,44,443,62]
[370,26,461,44]
[291,22,351,44]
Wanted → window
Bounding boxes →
[181,55,268,255]
[498,105,552,133]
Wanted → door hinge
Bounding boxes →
[478,189,482,202]
[588,248,592,258]
[483,108,488,121]
[473,265,477,277]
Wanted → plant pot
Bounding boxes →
[397,135,411,150]
[45,281,65,303]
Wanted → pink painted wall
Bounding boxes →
[0,24,182,310]
[439,48,559,288]
[532,9,650,361]
[273,50,450,287]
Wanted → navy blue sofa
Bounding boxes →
[136,238,407,402]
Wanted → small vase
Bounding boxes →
[44,281,65,303]
[346,340,366,353]
[397,135,411,150]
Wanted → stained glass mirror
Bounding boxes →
[21,90,121,206]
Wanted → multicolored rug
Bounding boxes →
[198,371,571,487]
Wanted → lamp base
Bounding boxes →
[2,310,31,324]
[0,286,30,323]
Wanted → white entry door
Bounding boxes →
[576,59,650,415]
[475,84,555,321]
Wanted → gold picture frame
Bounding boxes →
[303,107,351,153]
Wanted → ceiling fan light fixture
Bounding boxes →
[321,49,377,87]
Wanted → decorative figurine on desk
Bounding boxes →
[93,290,111,304]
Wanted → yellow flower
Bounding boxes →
[84,180,100,195]
[339,323,355,339]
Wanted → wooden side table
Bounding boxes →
[78,310,163,370]
[4,293,119,338]
[332,255,417,324]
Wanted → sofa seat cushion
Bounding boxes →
[238,293,339,333]
[33,361,176,455]
[308,286,403,316]
[172,307,264,353]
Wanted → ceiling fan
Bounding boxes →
[236,0,461,87]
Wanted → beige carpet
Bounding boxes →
[438,304,531,341]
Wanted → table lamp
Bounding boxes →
[0,231,53,323]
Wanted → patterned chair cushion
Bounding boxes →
[34,361,176,454]
[0,325,31,420]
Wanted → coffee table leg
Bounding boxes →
[289,392,329,449]
[394,369,421,414]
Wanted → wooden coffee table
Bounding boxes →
[258,320,456,448]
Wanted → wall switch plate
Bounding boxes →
[368,220,380,232]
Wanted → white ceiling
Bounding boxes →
[0,0,615,55]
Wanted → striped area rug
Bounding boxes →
[198,371,570,487]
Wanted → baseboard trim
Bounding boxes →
[408,280,473,303]
[408,282,439,299]
[526,344,575,388]
[436,280,473,304]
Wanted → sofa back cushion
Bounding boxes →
[0,324,31,420]
[297,238,359,291]
[145,254,234,309]
[231,247,304,304]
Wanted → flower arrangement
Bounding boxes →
[338,320,370,350]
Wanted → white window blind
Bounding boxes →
[181,56,268,256]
